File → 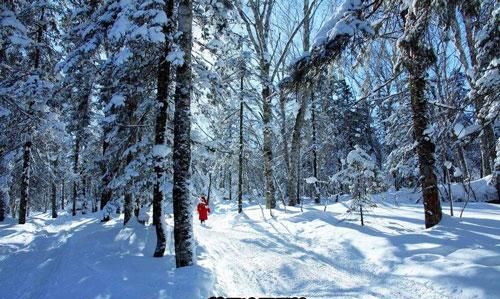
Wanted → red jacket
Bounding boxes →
[197,202,210,221]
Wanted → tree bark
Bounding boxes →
[72,137,79,216]
[61,179,65,211]
[18,141,31,224]
[152,0,174,257]
[399,1,442,228]
[207,172,212,205]
[279,91,290,187]
[262,71,276,209]
[0,197,4,222]
[0,151,8,222]
[0,191,5,222]
[410,72,442,228]
[51,159,58,219]
[311,91,320,204]
[456,144,469,179]
[81,175,86,214]
[288,88,308,206]
[480,125,495,176]
[51,180,57,219]
[496,138,500,200]
[172,0,194,267]
[238,72,244,214]
[100,135,113,214]
[124,93,138,225]
[18,9,43,224]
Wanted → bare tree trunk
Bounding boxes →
[123,162,134,224]
[399,1,442,228]
[456,144,469,179]
[279,91,290,186]
[443,152,454,217]
[410,72,442,228]
[61,179,65,211]
[311,92,320,204]
[81,175,86,214]
[72,137,79,216]
[360,205,364,226]
[153,0,174,257]
[18,141,31,224]
[0,193,5,222]
[0,151,8,222]
[480,125,495,176]
[288,0,312,206]
[288,89,308,206]
[124,95,138,225]
[228,164,232,201]
[51,180,57,219]
[262,73,276,209]
[44,192,48,213]
[207,172,212,204]
[51,159,58,219]
[496,138,500,200]
[100,136,114,219]
[172,0,194,267]
[238,71,244,213]
[18,10,43,225]
[297,146,301,205]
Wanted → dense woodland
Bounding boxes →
[0,0,499,267]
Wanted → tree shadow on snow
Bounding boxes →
[0,215,213,299]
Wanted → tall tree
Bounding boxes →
[287,0,313,206]
[173,0,194,267]
[153,0,175,257]
[398,1,442,228]
[236,0,277,208]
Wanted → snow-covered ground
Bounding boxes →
[197,200,500,299]
[1,196,499,299]
[0,213,212,299]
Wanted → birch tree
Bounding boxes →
[173,0,194,268]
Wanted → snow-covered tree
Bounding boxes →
[333,145,379,226]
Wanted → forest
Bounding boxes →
[0,0,499,298]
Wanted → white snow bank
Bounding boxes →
[380,176,498,204]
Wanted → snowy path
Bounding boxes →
[195,202,500,299]
[1,201,499,299]
[0,213,211,299]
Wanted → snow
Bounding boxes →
[312,0,373,48]
[108,13,133,41]
[206,38,224,51]
[346,145,375,170]
[305,176,318,184]
[0,106,11,117]
[1,184,499,298]
[195,198,500,298]
[152,144,171,158]
[114,47,133,65]
[453,123,481,140]
[0,212,213,299]
[105,94,126,111]
[423,125,435,136]
[1,9,31,47]
[166,48,185,66]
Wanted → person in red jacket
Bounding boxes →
[197,196,210,224]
